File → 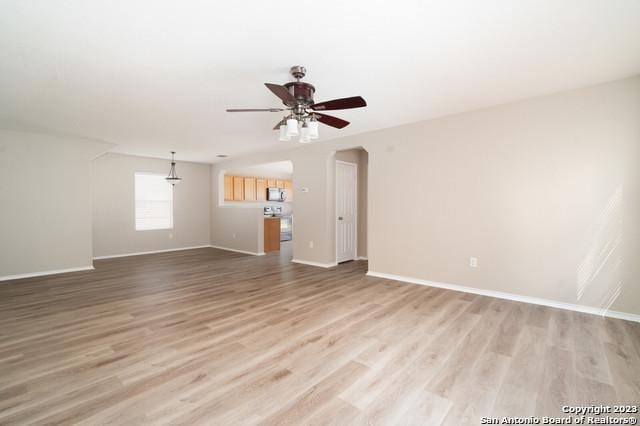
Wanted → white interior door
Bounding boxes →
[336,161,357,263]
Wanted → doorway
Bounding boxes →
[336,160,358,263]
[218,160,294,258]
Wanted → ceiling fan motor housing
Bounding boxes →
[283,82,315,107]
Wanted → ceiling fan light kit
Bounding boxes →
[226,66,367,144]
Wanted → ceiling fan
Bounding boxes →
[226,66,367,143]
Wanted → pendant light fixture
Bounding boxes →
[165,151,182,186]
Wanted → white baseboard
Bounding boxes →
[93,245,211,260]
[366,271,640,323]
[292,259,338,268]
[0,266,95,282]
[209,245,265,256]
[358,256,368,261]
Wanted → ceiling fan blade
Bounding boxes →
[226,108,284,112]
[312,96,366,111]
[264,83,296,105]
[315,113,350,129]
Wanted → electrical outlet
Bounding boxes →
[169,232,173,239]
[469,257,478,268]
[308,241,314,249]
[232,233,236,239]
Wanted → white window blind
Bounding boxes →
[135,173,173,231]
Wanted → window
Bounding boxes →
[135,173,173,230]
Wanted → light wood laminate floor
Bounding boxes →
[0,246,639,425]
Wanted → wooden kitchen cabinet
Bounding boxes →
[256,178,267,201]
[283,180,293,202]
[264,217,281,252]
[233,176,244,201]
[244,177,256,201]
[224,175,293,203]
[224,176,234,201]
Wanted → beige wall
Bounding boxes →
[0,129,111,278]
[360,76,640,315]
[335,148,368,258]
[212,76,640,315]
[92,153,211,258]
[210,206,265,255]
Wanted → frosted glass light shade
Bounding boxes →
[279,124,290,141]
[308,121,319,139]
[286,118,299,136]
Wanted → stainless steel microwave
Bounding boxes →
[267,187,285,202]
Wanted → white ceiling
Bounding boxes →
[1,1,639,163]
